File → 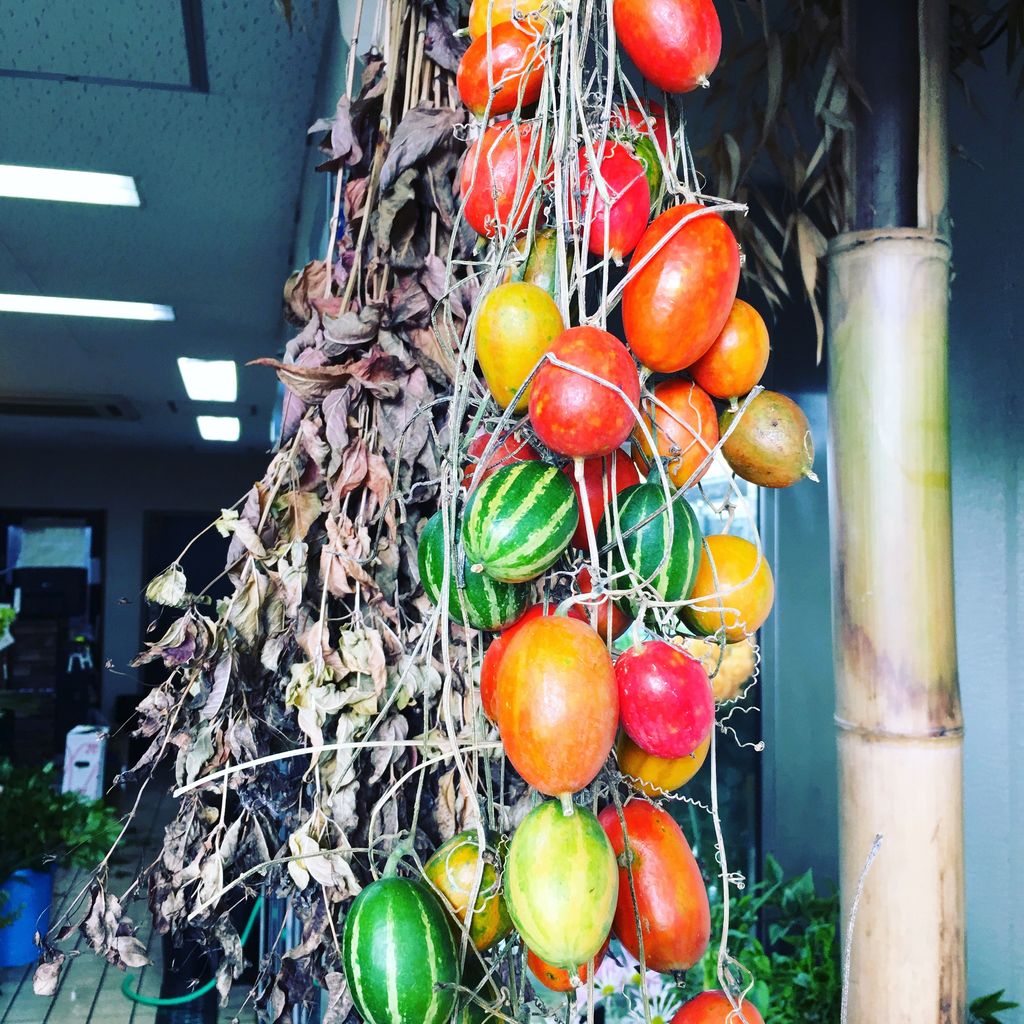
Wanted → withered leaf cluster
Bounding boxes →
[36,11,502,1020]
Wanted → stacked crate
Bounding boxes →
[2,618,60,763]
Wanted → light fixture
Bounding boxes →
[0,164,140,206]
[0,294,174,321]
[196,416,241,442]
[177,358,238,403]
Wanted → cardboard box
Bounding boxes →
[62,725,108,801]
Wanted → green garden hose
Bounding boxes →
[120,896,263,1007]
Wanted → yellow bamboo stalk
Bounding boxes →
[828,229,965,1023]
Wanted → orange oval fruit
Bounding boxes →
[468,0,545,40]
[612,0,721,93]
[476,282,564,412]
[616,731,709,797]
[719,390,815,488]
[496,616,618,796]
[622,204,740,373]
[689,299,770,399]
[598,800,710,971]
[528,936,609,992]
[635,378,719,489]
[685,534,774,642]
[456,19,546,117]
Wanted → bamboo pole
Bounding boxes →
[830,0,964,1018]
[828,230,964,1022]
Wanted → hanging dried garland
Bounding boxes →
[35,1,817,1022]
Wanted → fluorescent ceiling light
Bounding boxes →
[177,358,238,403]
[197,415,241,443]
[0,293,174,321]
[0,164,140,206]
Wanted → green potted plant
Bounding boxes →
[0,759,121,967]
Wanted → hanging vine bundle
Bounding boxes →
[34,0,820,1022]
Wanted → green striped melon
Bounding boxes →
[342,875,459,1024]
[462,462,579,582]
[597,482,702,610]
[504,800,618,967]
[418,511,528,630]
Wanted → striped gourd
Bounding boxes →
[418,511,528,630]
[462,462,579,582]
[504,800,618,967]
[423,830,513,951]
[597,482,702,609]
[342,875,459,1024]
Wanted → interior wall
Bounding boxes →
[0,442,267,720]
[759,390,837,886]
[948,65,1024,1010]
[290,0,377,274]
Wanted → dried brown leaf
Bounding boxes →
[283,260,330,325]
[320,516,375,597]
[32,951,65,996]
[309,95,363,167]
[229,566,267,647]
[202,650,233,721]
[333,438,370,499]
[321,305,382,356]
[380,103,467,192]
[282,491,324,542]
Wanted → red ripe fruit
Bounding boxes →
[574,142,651,261]
[622,203,740,373]
[529,327,641,458]
[460,124,543,239]
[610,100,671,155]
[456,19,546,118]
[613,0,722,93]
[614,640,714,758]
[671,991,765,1024]
[462,430,541,490]
[561,450,641,550]
[598,799,711,972]
[479,603,586,721]
[577,566,633,642]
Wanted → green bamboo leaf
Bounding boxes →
[796,213,827,361]
[762,34,783,139]
[814,52,839,116]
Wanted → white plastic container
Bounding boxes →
[61,725,108,801]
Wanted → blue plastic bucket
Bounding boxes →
[0,869,54,968]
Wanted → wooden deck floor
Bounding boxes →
[0,778,257,1024]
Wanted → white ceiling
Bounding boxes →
[0,0,332,451]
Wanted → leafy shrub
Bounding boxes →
[0,759,122,884]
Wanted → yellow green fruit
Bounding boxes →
[476,282,564,412]
[423,830,513,951]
